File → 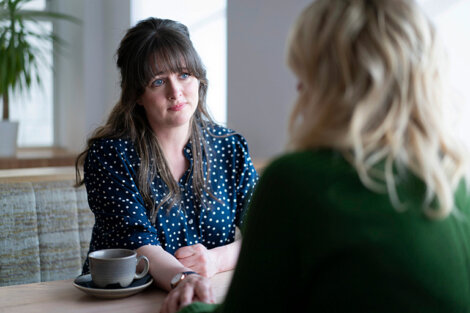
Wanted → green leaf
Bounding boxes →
[17,10,81,25]
[0,0,80,115]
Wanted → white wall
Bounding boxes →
[227,0,311,160]
[429,0,470,149]
[226,0,470,160]
[51,0,130,152]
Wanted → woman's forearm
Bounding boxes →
[209,239,242,273]
[137,245,192,291]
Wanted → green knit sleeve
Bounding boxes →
[177,302,220,313]
[216,153,309,312]
[181,152,318,313]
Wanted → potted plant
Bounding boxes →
[0,0,78,157]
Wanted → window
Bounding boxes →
[419,0,470,149]
[8,0,53,147]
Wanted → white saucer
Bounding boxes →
[73,274,153,299]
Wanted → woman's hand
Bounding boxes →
[174,243,218,277]
[160,274,215,313]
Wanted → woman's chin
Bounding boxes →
[169,115,193,128]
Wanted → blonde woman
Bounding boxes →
[163,0,470,312]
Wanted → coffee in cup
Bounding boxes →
[88,248,150,288]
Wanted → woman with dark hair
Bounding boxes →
[75,18,258,301]
[163,0,470,312]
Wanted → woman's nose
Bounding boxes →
[167,77,182,100]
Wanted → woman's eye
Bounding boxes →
[152,78,164,87]
[180,73,190,79]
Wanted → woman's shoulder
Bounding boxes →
[203,123,236,136]
[262,149,352,180]
[89,137,134,149]
[85,137,140,172]
[454,179,470,215]
[87,137,137,158]
[202,123,249,146]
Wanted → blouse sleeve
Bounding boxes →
[232,134,259,229]
[84,139,160,252]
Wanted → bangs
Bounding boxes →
[142,38,205,86]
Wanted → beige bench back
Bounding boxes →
[0,167,94,286]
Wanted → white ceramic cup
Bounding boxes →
[89,248,150,288]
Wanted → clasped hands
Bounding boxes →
[175,243,219,278]
[160,243,219,313]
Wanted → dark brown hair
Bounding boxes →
[76,18,217,221]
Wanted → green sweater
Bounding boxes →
[180,150,470,313]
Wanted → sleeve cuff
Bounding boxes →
[177,302,220,313]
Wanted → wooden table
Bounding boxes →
[0,271,232,313]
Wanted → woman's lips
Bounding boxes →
[168,103,186,111]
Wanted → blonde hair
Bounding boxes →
[287,0,468,218]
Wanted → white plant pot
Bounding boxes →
[0,120,19,157]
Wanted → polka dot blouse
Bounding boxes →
[82,124,258,272]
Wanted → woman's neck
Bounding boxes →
[155,124,191,181]
[157,125,190,155]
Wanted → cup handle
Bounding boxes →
[135,255,150,279]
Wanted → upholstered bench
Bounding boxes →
[0,167,94,286]
[0,159,267,287]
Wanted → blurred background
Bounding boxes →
[3,0,470,167]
